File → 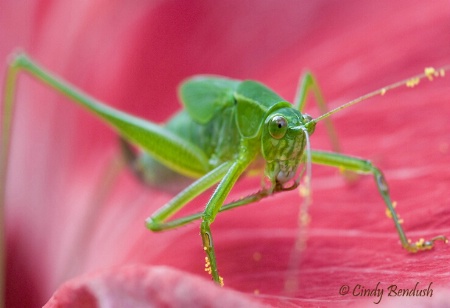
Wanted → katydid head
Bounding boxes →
[261,107,315,186]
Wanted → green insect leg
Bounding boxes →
[146,142,254,285]
[2,53,210,180]
[311,150,447,252]
[294,72,341,153]
[199,141,255,285]
[145,184,288,232]
[145,161,231,231]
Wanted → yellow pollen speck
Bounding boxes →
[439,69,445,77]
[254,289,260,295]
[385,208,393,219]
[204,257,212,274]
[416,238,425,246]
[219,276,224,287]
[385,202,398,220]
[398,218,404,224]
[253,252,262,262]
[424,67,436,81]
[406,77,420,88]
[380,88,386,96]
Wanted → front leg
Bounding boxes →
[294,72,358,182]
[294,72,341,153]
[201,145,255,285]
[311,150,447,252]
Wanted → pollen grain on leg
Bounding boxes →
[385,208,392,219]
[204,256,212,275]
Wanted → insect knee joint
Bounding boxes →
[374,169,389,193]
[201,224,213,249]
[145,217,162,232]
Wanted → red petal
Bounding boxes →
[44,265,267,308]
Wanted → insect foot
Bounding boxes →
[403,236,448,253]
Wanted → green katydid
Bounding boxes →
[1,53,448,286]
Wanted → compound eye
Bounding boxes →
[268,115,288,139]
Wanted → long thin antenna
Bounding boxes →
[313,66,450,124]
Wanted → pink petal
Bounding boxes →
[44,265,267,308]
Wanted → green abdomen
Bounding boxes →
[133,105,241,192]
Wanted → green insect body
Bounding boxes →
[130,76,314,193]
[1,53,448,286]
